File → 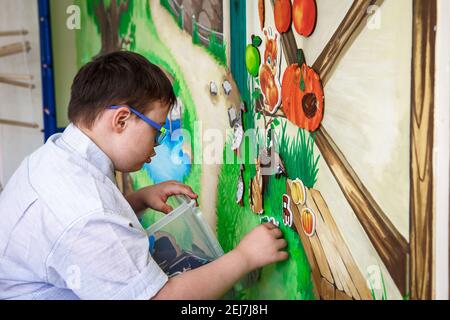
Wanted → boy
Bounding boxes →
[0,51,287,300]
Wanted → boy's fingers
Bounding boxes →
[161,204,173,214]
[271,228,283,239]
[183,186,198,198]
[170,183,198,199]
[263,222,277,230]
[276,251,289,261]
[275,239,287,250]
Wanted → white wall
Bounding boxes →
[0,0,44,187]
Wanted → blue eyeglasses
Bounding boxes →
[108,105,168,145]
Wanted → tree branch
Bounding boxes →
[313,0,383,86]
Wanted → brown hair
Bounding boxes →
[68,51,176,128]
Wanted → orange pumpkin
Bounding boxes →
[281,50,324,132]
[274,0,292,33]
[292,0,317,37]
[301,207,316,237]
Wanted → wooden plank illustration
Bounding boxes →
[288,182,325,299]
[335,290,353,300]
[306,188,345,292]
[320,278,335,300]
[311,189,373,300]
[287,181,325,299]
[409,0,437,300]
[286,180,371,300]
[307,188,361,299]
[314,127,408,293]
[309,228,338,288]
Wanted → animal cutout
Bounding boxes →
[282,194,294,227]
[258,28,282,114]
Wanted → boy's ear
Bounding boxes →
[111,107,132,132]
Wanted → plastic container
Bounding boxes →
[146,195,224,278]
[146,195,259,297]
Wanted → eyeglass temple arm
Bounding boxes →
[108,105,163,131]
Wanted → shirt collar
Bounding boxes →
[60,123,116,183]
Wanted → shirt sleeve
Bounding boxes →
[45,211,168,300]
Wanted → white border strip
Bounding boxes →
[435,0,450,301]
[0,126,4,191]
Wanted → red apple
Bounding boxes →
[274,0,292,33]
[293,0,317,37]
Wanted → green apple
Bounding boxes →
[246,35,262,77]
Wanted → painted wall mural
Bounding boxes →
[49,0,438,300]
[218,0,437,300]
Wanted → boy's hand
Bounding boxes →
[234,223,288,271]
[138,181,198,214]
[153,222,287,300]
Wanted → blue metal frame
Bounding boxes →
[38,0,59,141]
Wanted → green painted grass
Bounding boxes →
[217,141,315,300]
[216,72,318,299]
[277,121,320,189]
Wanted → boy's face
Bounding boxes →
[108,100,170,172]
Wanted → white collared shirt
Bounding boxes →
[0,124,168,300]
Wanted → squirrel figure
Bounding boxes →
[259,28,281,113]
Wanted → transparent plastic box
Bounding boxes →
[145,195,258,297]
[146,195,224,278]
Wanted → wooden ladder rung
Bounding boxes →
[0,77,34,89]
[0,118,39,129]
[0,41,31,58]
[0,30,28,37]
[0,74,33,81]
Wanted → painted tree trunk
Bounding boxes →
[94,0,129,55]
